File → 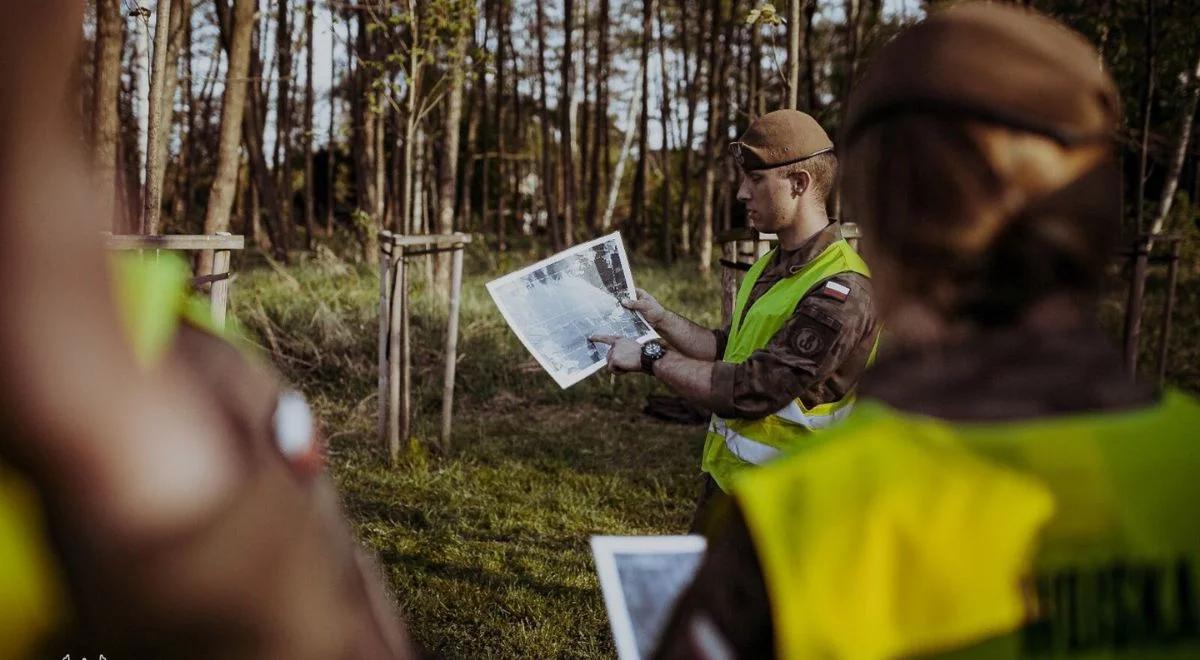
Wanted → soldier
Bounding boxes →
[652,3,1200,658]
[590,109,879,522]
[0,2,414,657]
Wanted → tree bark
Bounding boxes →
[656,0,673,264]
[93,0,125,232]
[585,0,610,233]
[201,0,254,273]
[435,20,470,296]
[631,0,652,235]
[560,0,577,246]
[697,0,727,273]
[132,6,151,215]
[1136,0,1156,234]
[142,0,173,235]
[302,0,316,248]
[1149,46,1200,237]
[804,0,818,110]
[275,0,294,252]
[534,0,560,249]
[678,0,703,255]
[787,0,801,109]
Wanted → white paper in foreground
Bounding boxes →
[486,232,658,388]
[591,535,708,660]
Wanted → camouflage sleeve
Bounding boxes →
[651,499,775,659]
[709,273,874,419]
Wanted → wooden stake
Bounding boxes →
[440,244,465,451]
[210,232,233,329]
[388,250,405,464]
[400,254,412,459]
[378,240,392,446]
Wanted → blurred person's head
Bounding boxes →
[839,2,1120,345]
[731,110,837,243]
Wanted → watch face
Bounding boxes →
[643,341,664,359]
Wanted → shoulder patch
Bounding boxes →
[815,278,851,303]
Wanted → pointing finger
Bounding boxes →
[588,334,618,345]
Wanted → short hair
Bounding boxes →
[781,152,838,202]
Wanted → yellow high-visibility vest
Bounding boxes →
[736,391,1200,659]
[702,237,874,492]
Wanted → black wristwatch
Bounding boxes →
[641,340,667,374]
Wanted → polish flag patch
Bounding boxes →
[821,280,851,302]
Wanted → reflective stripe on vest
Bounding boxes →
[701,236,872,492]
[735,390,1200,660]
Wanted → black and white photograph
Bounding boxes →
[591,535,708,660]
[487,232,658,388]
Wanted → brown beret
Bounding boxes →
[842,2,1119,147]
[729,109,834,171]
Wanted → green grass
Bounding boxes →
[230,238,1199,658]
[232,243,722,657]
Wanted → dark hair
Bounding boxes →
[841,115,1118,326]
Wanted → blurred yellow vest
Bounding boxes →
[736,391,1200,659]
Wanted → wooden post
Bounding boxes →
[1156,240,1181,386]
[209,231,233,329]
[720,240,737,326]
[378,239,392,445]
[1123,236,1150,377]
[439,243,465,451]
[400,254,412,458]
[388,250,405,464]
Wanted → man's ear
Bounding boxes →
[789,169,812,198]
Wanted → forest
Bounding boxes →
[73,0,1200,655]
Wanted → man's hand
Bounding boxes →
[588,335,644,374]
[622,288,667,326]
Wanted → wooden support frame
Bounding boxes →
[713,223,861,326]
[105,232,245,329]
[378,231,471,464]
[1121,233,1183,385]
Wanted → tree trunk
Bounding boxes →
[585,0,609,233]
[173,0,194,231]
[678,0,702,255]
[631,0,652,235]
[303,0,316,248]
[603,68,643,231]
[560,0,577,246]
[275,0,293,252]
[787,0,801,109]
[141,0,174,235]
[132,6,151,218]
[748,11,763,119]
[534,0,560,249]
[201,0,254,274]
[804,0,818,110]
[435,23,470,296]
[657,0,672,264]
[494,0,509,250]
[1136,0,1156,234]
[93,0,125,232]
[697,0,726,273]
[1148,46,1200,237]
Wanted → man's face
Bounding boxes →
[736,167,803,233]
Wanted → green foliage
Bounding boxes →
[232,249,722,657]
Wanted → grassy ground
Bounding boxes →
[231,236,1199,658]
[232,242,721,657]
